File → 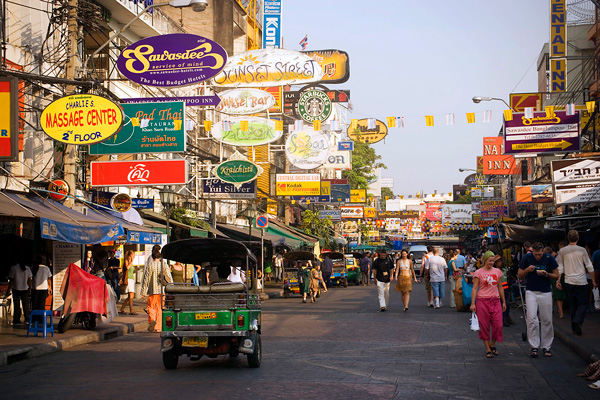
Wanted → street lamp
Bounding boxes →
[159,187,177,243]
[472,96,514,111]
[241,202,258,242]
[458,168,477,173]
[83,0,208,78]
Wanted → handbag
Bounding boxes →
[119,282,127,294]
[593,287,600,310]
[470,312,480,331]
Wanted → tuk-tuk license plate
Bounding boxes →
[182,337,208,348]
[195,312,217,320]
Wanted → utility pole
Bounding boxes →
[63,0,79,207]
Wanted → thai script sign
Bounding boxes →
[515,185,553,203]
[116,33,227,87]
[319,210,341,221]
[202,178,256,199]
[297,89,332,123]
[552,157,600,205]
[40,94,123,145]
[89,101,184,155]
[90,159,187,187]
[348,119,388,144]
[340,206,364,219]
[285,130,330,170]
[276,174,320,196]
[350,189,366,203]
[215,89,276,115]
[482,136,519,174]
[262,1,281,48]
[132,198,154,209]
[301,49,350,84]
[213,49,324,87]
[212,151,263,188]
[121,95,220,107]
[503,110,580,155]
[480,200,508,221]
[0,77,18,161]
[323,150,351,170]
[211,117,280,146]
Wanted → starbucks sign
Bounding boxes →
[212,151,264,188]
[297,89,332,123]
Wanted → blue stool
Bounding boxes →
[27,310,54,338]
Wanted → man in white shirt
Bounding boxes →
[426,248,448,309]
[419,246,434,307]
[556,230,598,336]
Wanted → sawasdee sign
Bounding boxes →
[116,33,227,87]
[40,94,123,145]
[285,130,330,170]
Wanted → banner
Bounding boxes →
[262,1,282,48]
[515,185,553,203]
[0,77,18,161]
[426,203,442,222]
[340,206,364,219]
[90,160,188,187]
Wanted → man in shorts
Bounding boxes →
[419,246,434,307]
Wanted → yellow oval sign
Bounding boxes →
[40,94,123,145]
[347,119,388,144]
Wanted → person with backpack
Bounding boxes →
[297,262,310,303]
[371,249,395,312]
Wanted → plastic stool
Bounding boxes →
[27,310,54,338]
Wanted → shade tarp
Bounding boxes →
[500,223,565,244]
[61,263,108,315]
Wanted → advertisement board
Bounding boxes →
[296,89,332,123]
[262,1,281,48]
[301,49,350,84]
[482,136,519,174]
[364,207,376,218]
[480,200,508,221]
[121,95,220,107]
[0,77,18,161]
[290,195,330,203]
[509,93,542,112]
[261,87,282,113]
[350,189,366,203]
[116,33,227,87]
[285,130,330,170]
[515,185,553,203]
[211,152,263,187]
[210,117,281,147]
[552,157,600,205]
[89,101,184,155]
[381,178,394,188]
[90,160,187,187]
[347,119,388,144]
[368,167,382,198]
[202,179,256,199]
[330,183,351,203]
[340,206,364,219]
[426,203,443,221]
[323,150,351,170]
[215,89,276,115]
[275,174,320,196]
[132,198,154,209]
[319,210,341,221]
[338,141,354,151]
[503,110,580,155]
[441,204,474,223]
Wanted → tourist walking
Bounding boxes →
[426,247,447,309]
[372,249,395,311]
[394,250,417,311]
[6,257,32,326]
[419,246,434,307]
[119,250,138,315]
[360,252,371,286]
[141,245,173,332]
[322,254,333,288]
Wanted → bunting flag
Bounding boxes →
[130,117,140,127]
[294,120,303,131]
[240,120,248,132]
[545,105,555,118]
[274,120,283,131]
[503,109,513,121]
[350,119,358,131]
[400,195,404,199]
[140,119,150,129]
[386,116,396,127]
[566,103,576,116]
[185,119,195,131]
[482,110,492,123]
[203,120,211,132]
[222,120,232,131]
[586,100,596,114]
[397,117,404,128]
[524,107,534,119]
[173,120,182,130]
[299,34,308,50]
[445,113,455,126]
[425,115,434,127]
[466,113,475,123]
[313,120,321,131]
[367,118,376,129]
[330,119,340,130]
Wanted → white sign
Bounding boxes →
[340,206,364,219]
[323,150,351,170]
[552,157,600,184]
[367,167,382,197]
[381,178,394,188]
[554,182,600,205]
[483,187,495,198]
[442,204,474,223]
[52,242,82,310]
[211,117,281,147]
[285,130,330,170]
[215,89,276,115]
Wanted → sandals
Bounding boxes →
[490,347,499,356]
[530,348,538,358]
[486,351,493,358]
[543,348,552,357]
[129,312,138,315]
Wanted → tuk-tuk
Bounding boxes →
[160,238,262,369]
[322,251,348,287]
[282,251,319,298]
[346,252,363,286]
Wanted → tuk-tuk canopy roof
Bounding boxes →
[283,251,316,263]
[321,251,344,260]
[162,238,257,265]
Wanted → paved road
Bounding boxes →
[0,283,596,399]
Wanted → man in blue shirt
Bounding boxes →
[359,252,371,286]
[322,254,334,288]
[518,242,559,358]
[455,249,466,271]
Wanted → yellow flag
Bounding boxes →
[385,196,389,200]
[203,120,211,132]
[350,119,358,131]
[545,105,555,117]
[400,195,404,199]
[306,199,310,204]
[274,120,283,131]
[432,193,435,197]
[386,117,395,128]
[448,192,452,196]
[416,193,421,198]
[130,117,140,127]
[586,101,596,114]
[466,113,475,123]
[313,120,321,131]
[240,120,249,132]
[291,200,296,204]
[425,115,434,127]
[503,109,513,121]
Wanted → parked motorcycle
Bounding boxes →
[58,263,108,333]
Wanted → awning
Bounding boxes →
[3,192,124,244]
[499,223,565,244]
[87,207,162,245]
[139,210,212,238]
[216,223,306,248]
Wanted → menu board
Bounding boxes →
[52,242,82,310]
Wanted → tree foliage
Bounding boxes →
[168,206,198,227]
[342,140,386,189]
[300,210,338,250]
[381,187,394,209]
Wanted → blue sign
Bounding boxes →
[121,95,220,107]
[132,198,154,209]
[338,141,354,151]
[41,218,123,244]
[256,216,269,228]
[262,1,281,48]
[127,230,161,244]
[318,210,341,221]
[291,195,330,203]
[331,184,351,203]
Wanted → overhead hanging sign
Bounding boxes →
[503,110,580,155]
[480,200,508,221]
[212,151,263,188]
[262,1,282,48]
[319,210,341,221]
[550,0,566,58]
[552,157,600,205]
[211,117,280,146]
[202,178,256,199]
[213,49,324,87]
[89,101,185,155]
[510,93,542,112]
[40,94,123,145]
[297,89,332,123]
[350,189,366,203]
[90,159,187,187]
[116,33,227,87]
[323,150,351,170]
[301,49,350,84]
[515,184,553,203]
[441,204,474,223]
[121,95,220,107]
[290,195,330,203]
[0,77,18,161]
[347,119,388,144]
[285,130,330,170]
[331,183,351,203]
[482,136,519,175]
[215,89,276,115]
[275,174,320,196]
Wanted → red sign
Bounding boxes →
[322,178,348,185]
[48,179,69,202]
[509,93,542,112]
[482,137,519,175]
[426,203,442,221]
[90,160,187,187]
[0,78,18,161]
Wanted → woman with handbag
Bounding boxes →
[470,251,507,358]
[394,250,417,311]
[119,250,138,315]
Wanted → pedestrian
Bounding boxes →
[82,249,94,274]
[419,245,434,307]
[170,260,185,283]
[30,255,52,313]
[493,256,511,327]
[547,245,566,319]
[141,245,173,332]
[470,251,506,358]
[394,249,417,311]
[578,359,600,381]
[518,242,559,357]
[360,252,371,286]
[556,230,598,336]
[592,241,600,302]
[448,250,460,308]
[107,249,121,301]
[6,257,32,326]
[297,262,310,303]
[426,247,447,309]
[322,253,333,288]
[274,252,283,283]
[119,250,138,315]
[309,263,321,303]
[455,248,466,271]
[371,249,395,311]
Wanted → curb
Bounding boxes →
[0,319,147,367]
[554,323,600,363]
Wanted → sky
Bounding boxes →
[281,0,553,197]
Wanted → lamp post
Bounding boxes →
[159,187,177,243]
[241,202,258,242]
[472,96,514,111]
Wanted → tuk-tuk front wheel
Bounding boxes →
[283,289,290,298]
[247,334,262,368]
[162,348,179,369]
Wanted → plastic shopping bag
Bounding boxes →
[470,312,480,331]
[593,287,600,310]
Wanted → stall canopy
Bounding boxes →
[217,223,304,249]
[86,207,162,245]
[499,223,565,244]
[139,210,211,238]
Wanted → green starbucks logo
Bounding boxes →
[297,89,332,123]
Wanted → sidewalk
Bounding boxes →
[552,305,600,363]
[0,285,283,367]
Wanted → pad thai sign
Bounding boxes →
[90,160,187,187]
[117,33,227,87]
[215,89,276,115]
[213,49,324,87]
[211,117,280,146]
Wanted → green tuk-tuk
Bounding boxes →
[346,252,363,285]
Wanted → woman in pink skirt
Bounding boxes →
[470,251,507,358]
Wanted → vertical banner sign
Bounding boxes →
[551,58,566,93]
[0,78,18,161]
[550,0,566,92]
[263,1,282,49]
